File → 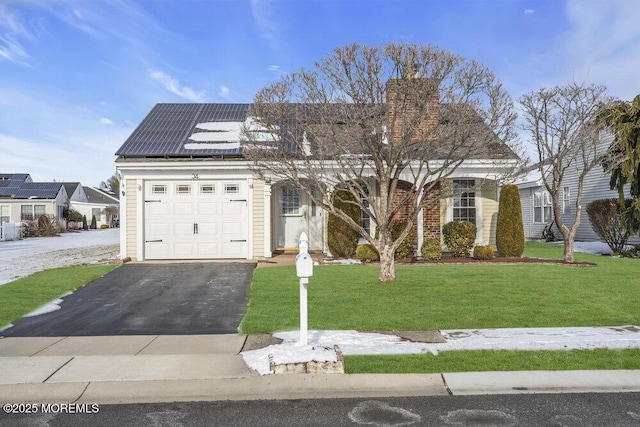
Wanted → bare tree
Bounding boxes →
[243,43,520,281]
[519,83,611,263]
[100,174,120,194]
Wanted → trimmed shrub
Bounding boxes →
[420,238,442,260]
[356,244,379,262]
[586,198,632,254]
[82,215,88,230]
[327,189,361,258]
[442,221,476,257]
[496,184,525,257]
[91,215,97,230]
[473,245,495,260]
[100,224,109,229]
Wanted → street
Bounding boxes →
[2,393,639,426]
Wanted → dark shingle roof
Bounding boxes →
[115,103,517,161]
[83,186,119,204]
[116,104,249,157]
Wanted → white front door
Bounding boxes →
[275,185,323,250]
[144,180,248,259]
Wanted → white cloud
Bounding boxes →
[524,9,535,15]
[0,4,32,65]
[562,0,640,99]
[99,117,113,125]
[149,70,207,102]
[251,0,279,51]
[219,85,230,98]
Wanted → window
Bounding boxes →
[452,179,476,224]
[176,184,191,194]
[360,191,371,234]
[562,187,570,214]
[200,184,215,194]
[21,205,33,221]
[151,184,167,194]
[0,205,9,224]
[281,186,300,215]
[534,190,552,223]
[34,205,46,217]
[224,183,240,194]
[91,208,101,221]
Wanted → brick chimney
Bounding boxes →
[385,77,439,143]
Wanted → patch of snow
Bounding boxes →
[241,343,339,376]
[22,292,73,317]
[240,326,640,375]
[322,259,362,265]
[552,241,615,255]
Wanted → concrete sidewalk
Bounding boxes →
[1,334,640,404]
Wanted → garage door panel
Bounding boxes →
[148,223,170,237]
[197,222,218,235]
[174,202,194,215]
[174,243,196,257]
[147,203,169,215]
[144,180,248,260]
[198,202,218,215]
[146,243,171,258]
[222,242,246,258]
[222,201,244,215]
[174,223,195,236]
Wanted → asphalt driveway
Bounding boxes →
[1,263,255,336]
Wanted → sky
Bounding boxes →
[1,0,639,186]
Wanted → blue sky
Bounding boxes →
[1,0,639,186]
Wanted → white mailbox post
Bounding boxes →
[296,232,314,346]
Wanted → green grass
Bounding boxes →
[0,264,118,329]
[239,241,640,333]
[344,349,640,373]
[240,241,640,373]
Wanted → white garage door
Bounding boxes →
[144,180,248,259]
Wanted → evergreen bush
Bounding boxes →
[442,221,476,257]
[586,198,631,254]
[496,184,525,257]
[420,238,442,260]
[473,245,495,260]
[327,189,361,258]
[91,215,97,230]
[356,244,379,262]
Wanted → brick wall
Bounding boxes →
[391,181,442,253]
[385,78,439,143]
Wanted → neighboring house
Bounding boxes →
[517,133,639,243]
[63,182,89,204]
[0,173,67,224]
[516,163,554,240]
[115,87,518,261]
[70,186,120,228]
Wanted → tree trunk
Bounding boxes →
[563,237,575,263]
[377,227,396,282]
[378,243,396,282]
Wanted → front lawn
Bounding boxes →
[239,241,640,333]
[0,264,118,329]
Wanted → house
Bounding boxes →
[0,173,67,224]
[517,133,639,243]
[516,163,554,240]
[63,182,89,204]
[70,186,120,228]
[115,84,518,261]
